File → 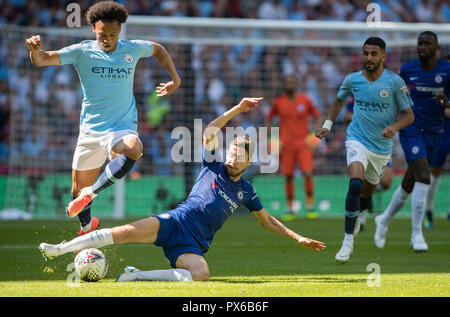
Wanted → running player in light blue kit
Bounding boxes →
[315,37,414,263]
[25,1,181,236]
[375,32,450,251]
[39,97,326,282]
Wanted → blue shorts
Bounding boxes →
[399,125,441,164]
[153,210,205,268]
[430,137,450,168]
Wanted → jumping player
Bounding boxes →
[315,37,414,263]
[266,75,321,220]
[25,1,181,236]
[39,97,326,282]
[374,32,449,251]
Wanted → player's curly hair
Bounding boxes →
[86,1,128,25]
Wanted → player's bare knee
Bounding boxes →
[123,143,142,161]
[112,224,134,244]
[190,267,210,281]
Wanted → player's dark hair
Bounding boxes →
[363,37,386,51]
[419,31,438,44]
[86,1,128,25]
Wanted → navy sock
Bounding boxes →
[92,154,136,195]
[72,195,92,227]
[345,178,363,234]
[360,197,372,212]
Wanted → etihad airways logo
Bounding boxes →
[91,66,133,79]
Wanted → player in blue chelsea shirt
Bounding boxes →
[26,1,181,236]
[39,97,326,282]
[375,32,450,252]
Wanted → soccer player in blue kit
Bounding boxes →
[375,32,450,251]
[315,37,414,263]
[425,54,450,228]
[426,110,450,227]
[39,97,326,282]
[25,1,181,236]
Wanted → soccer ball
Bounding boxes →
[74,248,108,282]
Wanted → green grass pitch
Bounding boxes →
[0,215,449,297]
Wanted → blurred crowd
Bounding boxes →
[0,0,449,179]
[1,0,449,25]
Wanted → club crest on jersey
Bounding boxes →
[297,104,305,112]
[412,146,419,155]
[237,191,243,201]
[379,88,389,98]
[123,53,134,63]
[435,75,442,84]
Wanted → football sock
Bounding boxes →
[380,185,409,226]
[411,182,429,237]
[426,174,440,211]
[360,211,366,226]
[285,178,295,212]
[72,193,92,229]
[304,177,314,209]
[343,233,354,245]
[59,229,113,255]
[345,178,363,234]
[360,196,372,212]
[92,154,136,195]
[375,183,386,193]
[136,269,193,282]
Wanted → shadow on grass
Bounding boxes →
[212,276,367,284]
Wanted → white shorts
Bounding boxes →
[345,140,391,185]
[72,130,140,171]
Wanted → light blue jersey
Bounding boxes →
[337,69,413,154]
[58,39,154,134]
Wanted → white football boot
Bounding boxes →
[411,234,428,252]
[335,241,353,263]
[374,215,388,249]
[115,266,141,282]
[39,241,66,261]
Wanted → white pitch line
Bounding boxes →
[1,241,450,250]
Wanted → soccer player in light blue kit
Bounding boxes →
[39,97,326,282]
[315,37,414,263]
[25,1,181,236]
[375,32,450,249]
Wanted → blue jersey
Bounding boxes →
[337,69,413,154]
[400,59,450,133]
[58,39,154,134]
[173,149,263,252]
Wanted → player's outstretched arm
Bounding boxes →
[315,97,346,139]
[25,35,60,67]
[381,107,414,138]
[151,42,181,97]
[251,208,326,252]
[203,97,263,151]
